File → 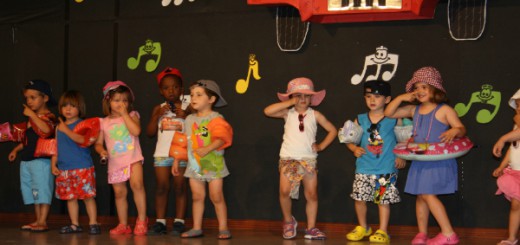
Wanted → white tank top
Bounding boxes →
[279,107,318,159]
[510,125,520,170]
[153,95,191,158]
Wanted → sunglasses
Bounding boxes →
[298,114,306,132]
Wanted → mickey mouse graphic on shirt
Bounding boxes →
[367,123,384,158]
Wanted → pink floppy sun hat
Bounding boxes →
[405,66,446,93]
[277,77,326,106]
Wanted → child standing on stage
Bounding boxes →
[146,67,190,235]
[8,80,57,232]
[385,67,466,245]
[175,80,233,240]
[493,88,520,245]
[94,81,148,235]
[344,80,405,243]
[51,90,100,234]
[264,77,337,240]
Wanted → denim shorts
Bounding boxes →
[154,157,187,168]
[20,158,54,205]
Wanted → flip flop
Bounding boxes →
[218,230,232,240]
[31,225,49,232]
[20,224,36,231]
[181,229,203,238]
[498,239,519,245]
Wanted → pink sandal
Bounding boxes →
[412,232,428,245]
[282,216,297,239]
[133,217,148,236]
[426,233,459,245]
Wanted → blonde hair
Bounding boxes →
[59,90,86,118]
[102,86,134,116]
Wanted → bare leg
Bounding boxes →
[173,167,187,220]
[37,204,50,227]
[189,179,206,231]
[506,199,520,242]
[130,163,147,221]
[378,204,390,232]
[112,183,128,225]
[83,198,98,225]
[416,195,429,235]
[354,200,368,229]
[208,179,228,231]
[279,169,293,223]
[302,172,318,229]
[153,166,171,220]
[67,199,80,226]
[422,194,454,236]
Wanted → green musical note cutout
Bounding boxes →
[455,84,501,124]
[127,39,162,72]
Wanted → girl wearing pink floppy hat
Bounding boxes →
[385,67,467,245]
[265,77,337,240]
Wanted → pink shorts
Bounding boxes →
[55,166,96,200]
[497,167,520,201]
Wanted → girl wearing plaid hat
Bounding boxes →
[385,67,466,245]
[264,77,337,240]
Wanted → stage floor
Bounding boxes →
[1,225,501,245]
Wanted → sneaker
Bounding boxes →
[89,224,101,235]
[134,217,148,236]
[147,222,167,235]
[171,221,185,236]
[110,224,132,235]
[282,216,297,239]
[304,227,327,240]
[412,232,428,245]
[426,233,460,245]
[346,225,372,241]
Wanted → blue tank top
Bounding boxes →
[57,119,94,170]
[412,104,449,144]
[356,113,397,174]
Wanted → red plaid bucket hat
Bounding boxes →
[405,67,446,93]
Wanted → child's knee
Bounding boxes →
[304,190,318,201]
[209,192,224,204]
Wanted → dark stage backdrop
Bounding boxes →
[0,0,518,228]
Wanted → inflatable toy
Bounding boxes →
[393,137,473,161]
[169,132,188,161]
[338,120,363,144]
[34,138,57,157]
[0,122,13,142]
[394,125,413,143]
[74,117,100,147]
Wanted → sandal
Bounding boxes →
[21,223,36,231]
[59,224,83,234]
[412,232,428,245]
[282,216,297,239]
[133,217,148,236]
[427,233,460,245]
[218,230,232,240]
[31,225,49,232]
[346,225,372,241]
[498,240,519,245]
[181,229,204,238]
[369,229,390,243]
[304,227,327,240]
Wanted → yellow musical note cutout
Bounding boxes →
[236,54,261,94]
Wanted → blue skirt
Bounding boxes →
[404,159,458,195]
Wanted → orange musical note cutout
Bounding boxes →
[236,54,261,94]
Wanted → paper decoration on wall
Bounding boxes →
[276,6,310,52]
[236,54,262,94]
[351,46,398,85]
[448,0,487,41]
[75,0,84,3]
[162,0,194,7]
[455,84,501,124]
[127,39,162,73]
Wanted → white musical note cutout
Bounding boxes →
[162,0,195,7]
[351,46,399,85]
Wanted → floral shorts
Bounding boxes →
[350,173,400,205]
[279,158,317,200]
[55,166,96,200]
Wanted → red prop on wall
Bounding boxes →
[247,0,439,23]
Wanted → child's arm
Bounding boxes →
[493,128,520,157]
[51,155,60,176]
[514,113,520,128]
[194,139,224,158]
[346,143,366,158]
[56,118,85,145]
[384,93,416,119]
[8,143,23,162]
[122,111,141,137]
[146,104,165,137]
[439,106,466,143]
[264,98,296,119]
[94,130,108,159]
[313,110,337,152]
[493,148,511,177]
[23,105,52,134]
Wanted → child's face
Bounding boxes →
[24,89,48,112]
[109,92,130,115]
[292,93,312,109]
[190,86,214,112]
[364,93,389,111]
[61,103,79,121]
[159,76,182,102]
[412,82,433,103]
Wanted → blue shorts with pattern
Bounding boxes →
[20,158,54,205]
[154,157,187,168]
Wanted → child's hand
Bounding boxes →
[395,158,406,169]
[194,147,211,158]
[114,102,129,116]
[171,160,180,176]
[439,128,459,143]
[22,104,36,117]
[8,151,16,162]
[57,118,69,132]
[51,165,60,176]
[174,108,187,119]
[312,143,321,153]
[353,146,366,158]
[493,167,505,177]
[399,92,416,103]
[99,150,108,159]
[158,104,171,116]
[493,139,506,157]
